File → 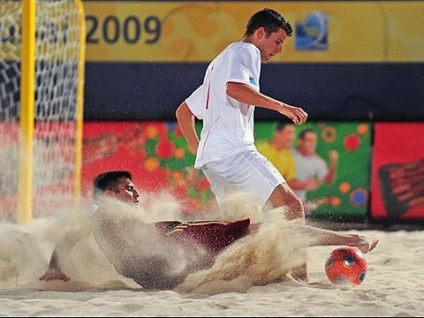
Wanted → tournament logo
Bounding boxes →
[249,74,257,85]
[295,11,328,51]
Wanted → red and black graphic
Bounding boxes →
[378,159,424,217]
[371,122,424,220]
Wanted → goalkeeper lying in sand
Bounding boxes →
[39,170,378,291]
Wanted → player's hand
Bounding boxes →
[304,178,320,191]
[279,103,308,125]
[328,150,339,165]
[39,268,70,282]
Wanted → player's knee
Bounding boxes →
[267,185,305,221]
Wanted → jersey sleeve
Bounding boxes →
[316,157,329,179]
[227,44,261,90]
[185,83,206,120]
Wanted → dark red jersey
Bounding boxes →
[155,218,250,255]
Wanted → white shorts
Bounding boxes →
[201,150,286,209]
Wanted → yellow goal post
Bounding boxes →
[0,0,86,223]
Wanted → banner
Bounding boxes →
[371,122,424,220]
[82,120,371,220]
[82,1,424,62]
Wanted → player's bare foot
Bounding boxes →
[354,235,379,254]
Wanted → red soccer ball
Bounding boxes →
[325,247,368,286]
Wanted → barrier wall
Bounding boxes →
[2,119,420,223]
[81,0,424,121]
[81,120,424,223]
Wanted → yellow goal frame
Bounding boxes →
[17,0,86,223]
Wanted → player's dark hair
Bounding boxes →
[298,128,316,140]
[276,121,295,132]
[93,170,132,199]
[245,8,293,37]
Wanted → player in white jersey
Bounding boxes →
[292,128,339,204]
[175,8,310,280]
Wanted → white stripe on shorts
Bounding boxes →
[202,149,286,209]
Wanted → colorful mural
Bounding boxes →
[82,120,371,221]
[256,121,371,220]
[82,121,213,215]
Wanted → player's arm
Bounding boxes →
[39,225,91,282]
[323,150,338,184]
[226,81,308,125]
[288,178,320,191]
[175,101,199,154]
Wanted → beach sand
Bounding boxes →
[0,196,423,317]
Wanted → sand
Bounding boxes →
[0,195,423,317]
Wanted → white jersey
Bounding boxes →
[292,149,328,201]
[185,41,261,168]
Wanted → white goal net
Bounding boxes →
[0,0,85,223]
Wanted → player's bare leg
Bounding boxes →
[265,184,308,281]
[264,183,305,220]
[299,225,379,253]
